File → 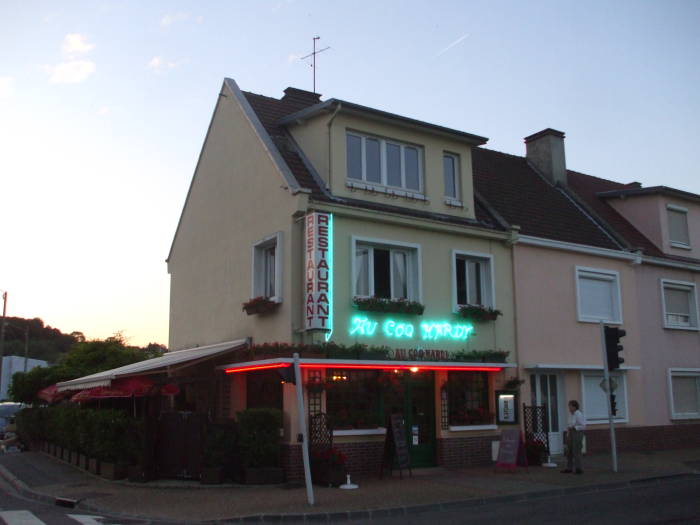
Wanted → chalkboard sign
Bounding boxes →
[380,414,412,478]
[495,428,527,471]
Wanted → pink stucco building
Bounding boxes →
[473,129,700,454]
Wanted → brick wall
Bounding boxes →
[334,441,384,476]
[585,424,700,453]
[437,435,496,467]
[281,444,303,482]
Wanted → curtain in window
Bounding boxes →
[355,247,370,296]
[672,376,700,414]
[466,260,482,305]
[391,251,408,299]
[264,247,275,298]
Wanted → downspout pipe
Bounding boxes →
[326,102,342,194]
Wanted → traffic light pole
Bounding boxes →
[599,321,618,473]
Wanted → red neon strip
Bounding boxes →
[300,364,502,372]
[225,363,290,374]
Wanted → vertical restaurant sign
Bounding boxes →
[305,212,332,331]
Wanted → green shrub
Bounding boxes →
[15,407,47,445]
[237,408,281,468]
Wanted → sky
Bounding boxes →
[1,0,699,347]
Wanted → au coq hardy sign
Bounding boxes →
[305,212,332,331]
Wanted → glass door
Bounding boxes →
[530,373,563,454]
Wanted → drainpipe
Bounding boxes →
[326,102,342,194]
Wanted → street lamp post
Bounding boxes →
[0,291,7,399]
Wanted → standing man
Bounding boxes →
[562,400,586,474]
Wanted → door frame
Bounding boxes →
[529,372,565,455]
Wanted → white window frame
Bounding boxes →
[251,232,283,302]
[351,236,422,302]
[451,250,496,312]
[575,266,623,324]
[443,152,463,206]
[667,368,700,420]
[346,131,424,194]
[666,204,691,249]
[580,371,629,423]
[660,279,699,331]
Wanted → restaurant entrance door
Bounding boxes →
[385,371,436,468]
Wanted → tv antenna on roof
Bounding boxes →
[300,36,330,94]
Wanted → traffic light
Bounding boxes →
[610,394,617,416]
[604,326,626,371]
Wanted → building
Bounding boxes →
[2,355,47,399]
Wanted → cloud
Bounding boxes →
[0,76,14,98]
[147,56,180,72]
[436,33,470,57]
[287,53,304,64]
[160,12,189,26]
[62,33,95,55]
[97,105,112,116]
[46,60,96,84]
[195,15,204,24]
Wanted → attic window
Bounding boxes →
[346,132,422,193]
[667,205,690,248]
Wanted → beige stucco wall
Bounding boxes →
[318,212,516,356]
[167,81,304,350]
[289,112,477,220]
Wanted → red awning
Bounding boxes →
[70,376,180,403]
[37,384,70,404]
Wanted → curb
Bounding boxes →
[0,461,699,524]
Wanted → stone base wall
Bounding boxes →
[585,423,700,453]
[437,435,496,468]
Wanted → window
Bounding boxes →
[443,153,460,201]
[453,252,494,309]
[575,267,622,323]
[325,369,382,429]
[669,370,700,419]
[661,280,698,330]
[667,205,690,248]
[446,371,493,426]
[252,232,282,301]
[346,132,422,193]
[581,372,628,422]
[353,238,420,301]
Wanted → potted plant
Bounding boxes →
[201,425,230,484]
[311,447,347,487]
[456,304,502,322]
[238,408,284,484]
[353,296,425,315]
[242,296,280,316]
[525,439,546,466]
[93,410,129,480]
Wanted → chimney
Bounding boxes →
[282,87,322,111]
[524,128,567,186]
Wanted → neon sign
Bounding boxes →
[305,212,333,332]
[349,316,474,342]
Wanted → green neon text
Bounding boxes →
[349,316,473,342]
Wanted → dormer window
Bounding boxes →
[346,132,422,193]
[667,204,690,248]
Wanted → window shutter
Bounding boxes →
[668,209,690,245]
[579,276,615,320]
[665,287,691,315]
[672,376,700,414]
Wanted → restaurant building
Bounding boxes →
[166,79,521,477]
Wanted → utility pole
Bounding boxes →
[23,325,29,372]
[599,321,619,472]
[0,291,6,399]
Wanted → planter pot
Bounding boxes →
[42,442,48,453]
[200,466,224,485]
[100,462,126,480]
[88,458,100,475]
[78,454,88,470]
[311,463,347,487]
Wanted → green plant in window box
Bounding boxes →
[452,349,509,363]
[242,297,280,316]
[456,304,502,322]
[353,296,425,315]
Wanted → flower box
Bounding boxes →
[353,296,425,315]
[456,305,502,322]
[242,297,280,316]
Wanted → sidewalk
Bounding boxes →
[0,450,699,523]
